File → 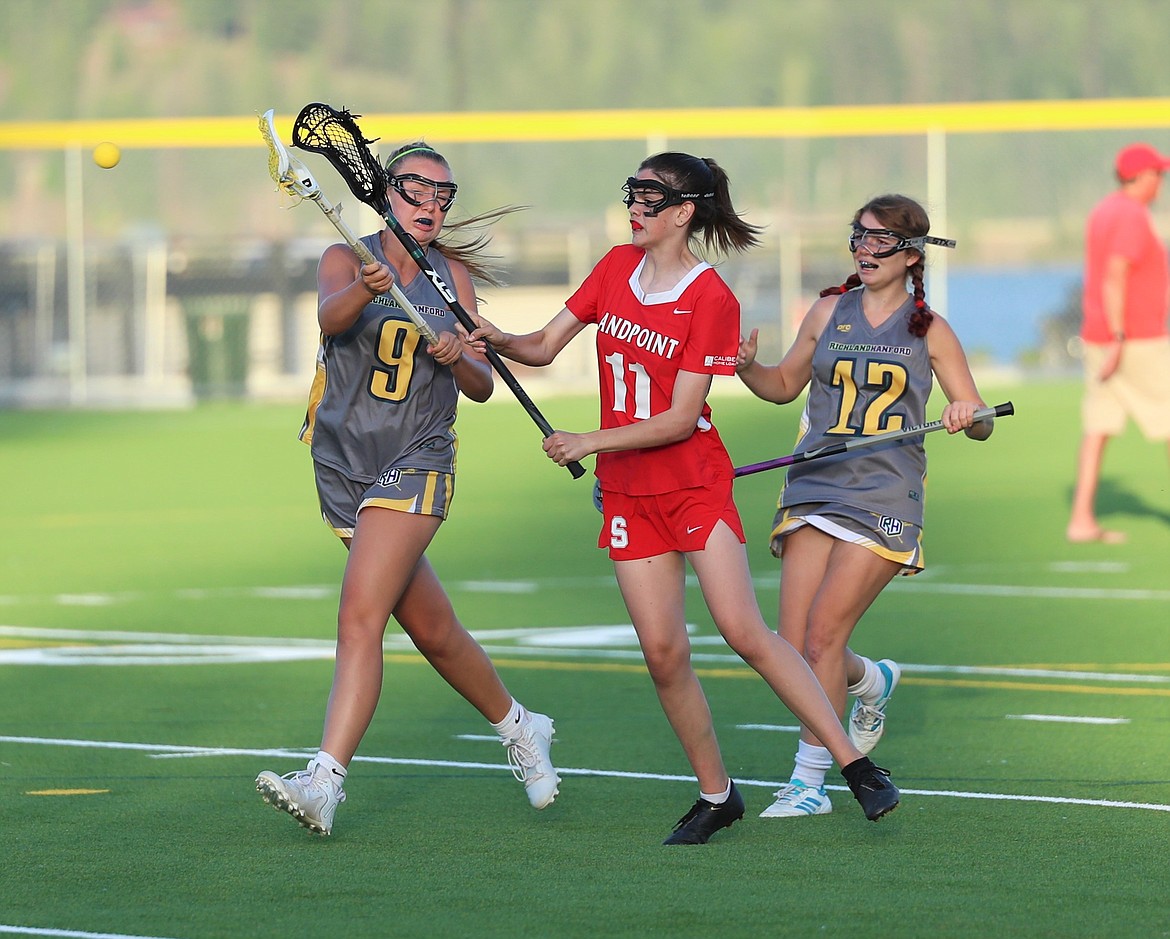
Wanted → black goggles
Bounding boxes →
[849,224,956,259]
[621,177,714,217]
[389,173,458,211]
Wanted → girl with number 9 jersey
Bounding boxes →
[255,142,561,837]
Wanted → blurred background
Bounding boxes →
[2,0,1169,406]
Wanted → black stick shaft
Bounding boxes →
[734,402,1014,478]
[381,212,586,479]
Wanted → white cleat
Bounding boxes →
[503,711,560,809]
[256,763,346,835]
[848,658,901,755]
[759,780,833,818]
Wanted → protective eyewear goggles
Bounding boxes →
[621,177,714,217]
[849,223,956,258]
[389,173,458,211]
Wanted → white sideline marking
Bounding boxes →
[3,734,1168,814]
[901,662,1169,684]
[1007,714,1130,725]
[2,573,1170,608]
[3,626,1168,689]
[890,581,1170,601]
[1047,561,1128,574]
[0,926,180,939]
[55,594,119,607]
[457,581,538,593]
[737,723,801,733]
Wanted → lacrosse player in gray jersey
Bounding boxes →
[737,194,993,819]
[256,142,559,836]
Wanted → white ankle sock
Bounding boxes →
[791,740,832,789]
[490,698,526,737]
[847,656,882,704]
[700,779,732,804]
[312,750,347,787]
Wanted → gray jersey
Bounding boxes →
[300,234,462,482]
[781,288,933,527]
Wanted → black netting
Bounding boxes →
[292,104,388,213]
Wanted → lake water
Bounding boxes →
[945,264,1081,365]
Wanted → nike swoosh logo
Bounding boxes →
[687,525,703,534]
[673,309,692,315]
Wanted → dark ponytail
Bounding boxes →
[638,152,763,256]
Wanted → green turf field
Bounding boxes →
[2,379,1168,939]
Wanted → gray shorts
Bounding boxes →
[770,501,924,575]
[314,461,454,539]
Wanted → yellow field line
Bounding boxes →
[400,654,1170,695]
[3,98,1169,150]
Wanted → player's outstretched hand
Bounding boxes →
[736,329,760,372]
[465,312,506,354]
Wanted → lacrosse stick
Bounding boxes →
[734,402,1014,477]
[258,109,440,346]
[290,102,586,480]
[591,402,1013,512]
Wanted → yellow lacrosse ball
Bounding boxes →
[93,142,121,169]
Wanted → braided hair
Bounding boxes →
[637,152,763,256]
[822,194,936,337]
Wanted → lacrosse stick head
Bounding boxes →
[258,108,323,203]
[292,103,389,214]
[258,110,289,183]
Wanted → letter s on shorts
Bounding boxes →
[610,515,629,550]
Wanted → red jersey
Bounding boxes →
[1082,190,1170,343]
[566,244,739,495]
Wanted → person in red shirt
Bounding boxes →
[1068,143,1170,543]
[469,152,899,844]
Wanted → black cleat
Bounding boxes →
[662,780,746,845]
[841,757,900,821]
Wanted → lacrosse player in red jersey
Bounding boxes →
[469,152,899,845]
[256,142,559,836]
[736,193,991,819]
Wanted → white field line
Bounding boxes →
[1007,714,1130,725]
[0,625,335,646]
[2,625,1168,687]
[0,926,180,939]
[887,581,1170,601]
[3,573,1170,608]
[736,723,802,732]
[3,734,1168,814]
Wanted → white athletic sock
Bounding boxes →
[848,655,883,704]
[791,740,832,789]
[490,698,526,738]
[700,779,732,805]
[312,750,348,788]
